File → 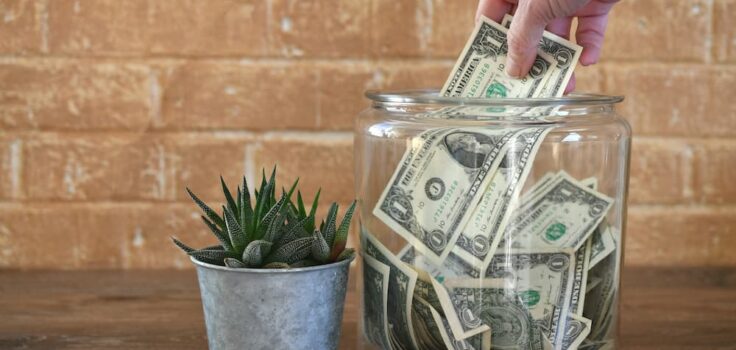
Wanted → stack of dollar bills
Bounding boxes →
[361,16,621,350]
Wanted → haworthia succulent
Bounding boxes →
[201,216,234,252]
[256,195,287,239]
[176,168,356,269]
[263,212,287,244]
[263,262,290,269]
[224,207,246,253]
[311,229,330,263]
[336,248,356,262]
[171,237,195,253]
[278,216,310,247]
[296,191,307,219]
[240,198,253,240]
[189,249,237,265]
[186,188,225,229]
[236,185,242,216]
[331,201,356,260]
[306,189,321,233]
[241,176,250,202]
[267,167,277,207]
[267,237,313,265]
[221,176,238,222]
[322,203,339,248]
[242,240,273,267]
[254,170,270,226]
[290,259,318,268]
[240,176,254,236]
[286,178,300,201]
[224,258,247,268]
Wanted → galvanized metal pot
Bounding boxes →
[191,256,354,350]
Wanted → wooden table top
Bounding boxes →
[0,268,734,349]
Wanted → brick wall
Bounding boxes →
[0,0,733,269]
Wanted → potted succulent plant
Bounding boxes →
[172,168,356,350]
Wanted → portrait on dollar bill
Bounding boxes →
[443,131,502,169]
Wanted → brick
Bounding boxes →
[371,0,425,57]
[371,0,474,57]
[0,61,152,130]
[0,136,20,199]
[0,204,126,269]
[158,62,319,130]
[23,134,255,201]
[427,0,475,57]
[0,0,42,53]
[270,0,370,57]
[380,62,452,90]
[317,62,452,130]
[0,203,218,269]
[317,63,375,130]
[629,138,693,204]
[24,135,166,201]
[693,141,736,204]
[625,206,736,266]
[253,135,355,206]
[603,0,711,62]
[604,64,736,137]
[164,134,253,203]
[573,65,604,93]
[47,0,268,56]
[714,0,736,62]
[124,203,222,269]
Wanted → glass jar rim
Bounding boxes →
[365,89,624,107]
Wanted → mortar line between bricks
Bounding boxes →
[0,55,458,65]
[0,202,735,212]
[0,200,358,207]
[38,0,49,54]
[9,140,22,199]
[1,54,733,66]
[597,61,736,70]
[4,131,736,144]
[0,130,355,140]
[706,0,714,64]
[627,204,736,211]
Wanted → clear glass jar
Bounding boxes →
[354,90,630,350]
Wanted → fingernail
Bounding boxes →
[505,61,522,78]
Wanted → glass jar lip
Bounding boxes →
[365,89,624,106]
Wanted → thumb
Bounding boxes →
[505,4,548,78]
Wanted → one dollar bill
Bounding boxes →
[373,127,517,264]
[500,172,614,251]
[361,229,420,350]
[453,127,552,269]
[441,16,556,99]
[362,254,392,350]
[501,14,582,97]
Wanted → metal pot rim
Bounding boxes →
[189,255,355,274]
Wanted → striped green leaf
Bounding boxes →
[224,207,246,253]
[186,188,225,229]
[330,200,356,260]
[311,229,330,263]
[267,237,313,265]
[242,240,273,267]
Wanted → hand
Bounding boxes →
[476,0,619,92]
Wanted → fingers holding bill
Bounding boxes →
[476,0,515,23]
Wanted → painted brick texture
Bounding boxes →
[0,0,733,269]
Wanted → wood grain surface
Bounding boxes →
[0,268,734,349]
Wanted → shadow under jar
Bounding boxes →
[354,90,630,350]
